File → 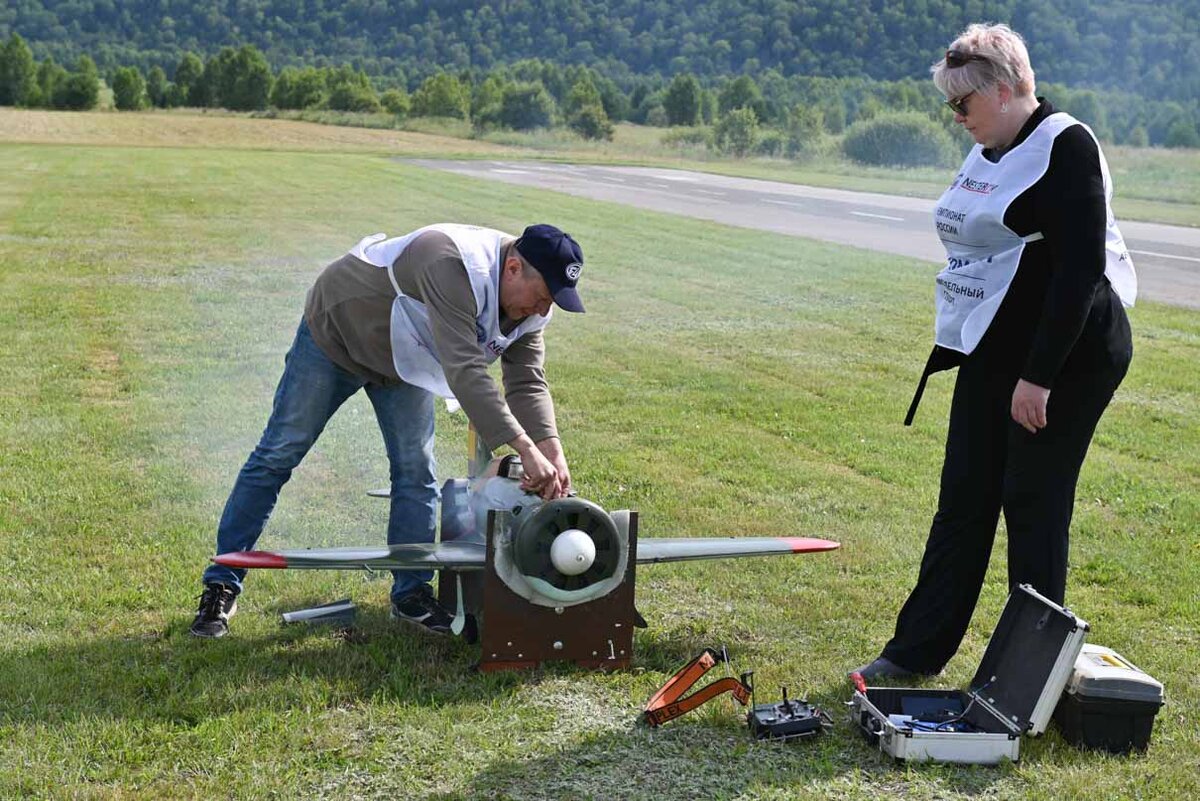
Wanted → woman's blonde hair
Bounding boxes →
[932,23,1036,100]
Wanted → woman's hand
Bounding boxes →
[1011,379,1051,433]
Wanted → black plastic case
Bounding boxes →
[1052,644,1164,753]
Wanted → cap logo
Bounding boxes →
[565,262,583,281]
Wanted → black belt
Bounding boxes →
[905,346,963,426]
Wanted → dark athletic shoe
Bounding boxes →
[849,656,932,681]
[390,585,453,635]
[190,583,239,638]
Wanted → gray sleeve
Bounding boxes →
[400,233,525,449]
[501,328,559,442]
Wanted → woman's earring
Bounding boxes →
[1000,102,1009,113]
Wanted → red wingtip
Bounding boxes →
[783,537,841,553]
[212,550,289,569]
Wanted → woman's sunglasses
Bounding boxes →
[943,50,989,115]
[945,49,990,68]
[945,91,975,116]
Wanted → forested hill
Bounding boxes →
[3,0,1197,100]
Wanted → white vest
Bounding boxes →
[347,224,552,402]
[932,112,1137,354]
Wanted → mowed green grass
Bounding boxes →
[0,139,1197,800]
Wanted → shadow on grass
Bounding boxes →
[429,679,1013,801]
[0,578,780,728]
[0,606,551,728]
[0,599,753,729]
[0,614,1018,798]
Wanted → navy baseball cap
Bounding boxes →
[514,224,585,313]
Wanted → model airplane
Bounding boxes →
[215,531,838,571]
[214,429,839,670]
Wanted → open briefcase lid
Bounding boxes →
[968,584,1089,735]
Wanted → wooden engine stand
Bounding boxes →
[440,510,640,672]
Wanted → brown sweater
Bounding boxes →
[303,230,557,449]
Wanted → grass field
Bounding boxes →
[0,110,1197,799]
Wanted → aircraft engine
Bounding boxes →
[493,497,631,608]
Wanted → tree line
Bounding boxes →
[2,0,1197,103]
[2,34,1197,152]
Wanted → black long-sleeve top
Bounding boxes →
[971,99,1131,388]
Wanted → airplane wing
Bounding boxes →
[635,537,839,564]
[213,537,840,571]
[212,541,487,571]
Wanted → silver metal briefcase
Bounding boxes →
[849,584,1088,764]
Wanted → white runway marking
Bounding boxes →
[695,190,727,197]
[851,211,905,222]
[492,169,530,175]
[1129,249,1200,264]
[601,176,627,183]
[765,199,803,207]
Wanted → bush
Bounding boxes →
[29,58,68,108]
[411,72,470,119]
[564,76,602,118]
[754,129,785,156]
[327,82,381,113]
[0,33,37,106]
[664,73,702,126]
[822,101,847,134]
[713,107,759,157]
[785,104,824,156]
[173,52,204,106]
[499,82,556,130]
[259,108,398,130]
[661,126,711,148]
[51,60,100,111]
[718,75,766,122]
[1164,119,1200,149]
[111,66,146,110]
[296,71,328,109]
[569,102,613,140]
[842,111,959,168]
[380,88,410,118]
[146,66,169,108]
[207,45,273,111]
[471,75,508,129]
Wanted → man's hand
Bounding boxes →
[509,434,561,500]
[535,436,571,498]
[1011,378,1051,434]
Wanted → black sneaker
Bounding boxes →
[190,582,239,638]
[850,656,937,681]
[390,585,453,635]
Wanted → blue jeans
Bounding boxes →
[202,319,437,602]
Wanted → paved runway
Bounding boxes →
[407,159,1200,309]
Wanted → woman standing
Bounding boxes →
[854,23,1136,680]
